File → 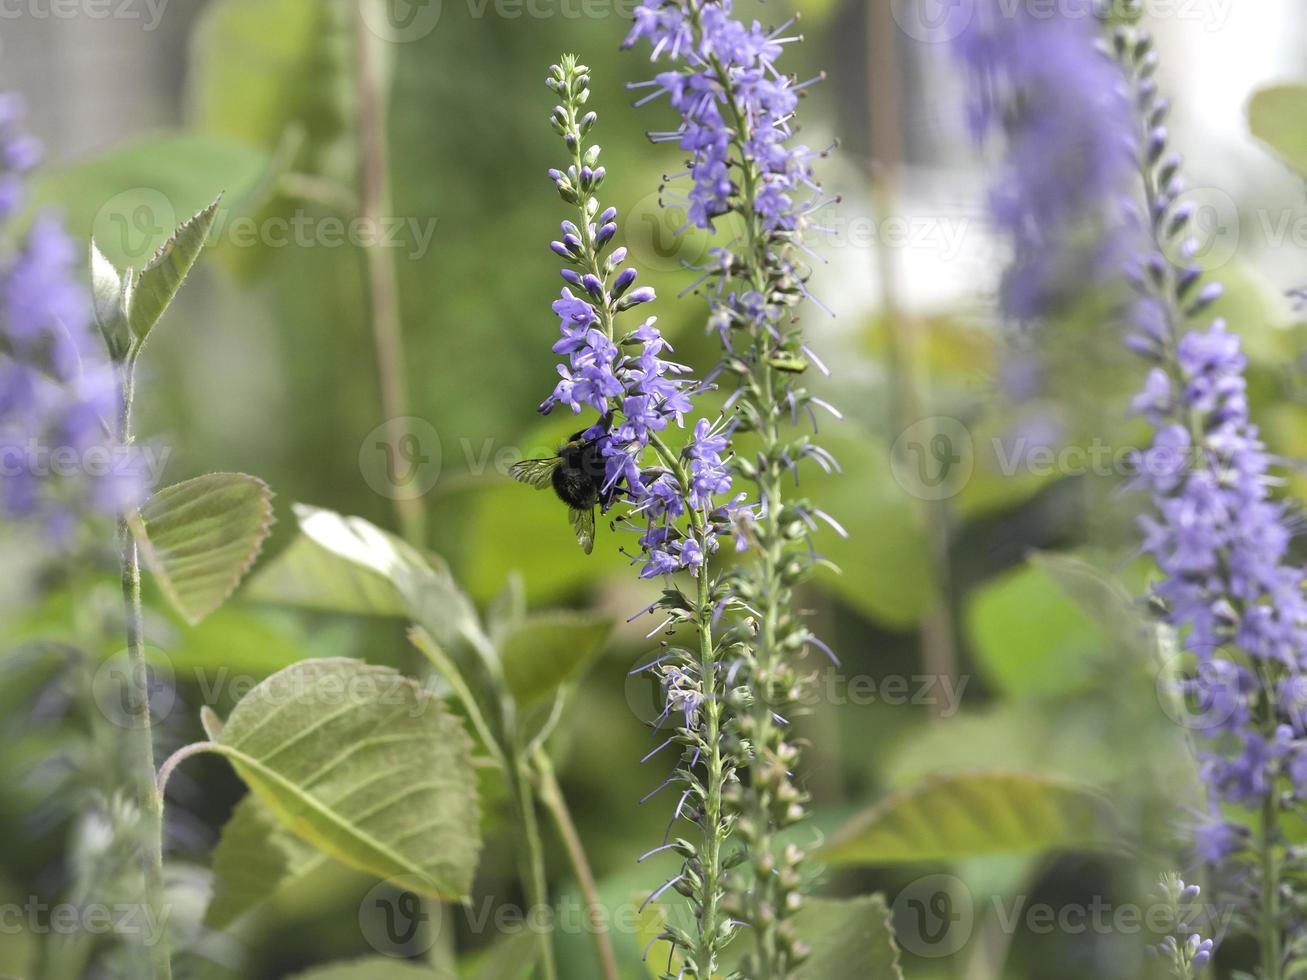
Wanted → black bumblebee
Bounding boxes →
[510,429,613,554]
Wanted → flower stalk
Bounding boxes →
[1115,23,1303,977]
[540,55,741,976]
[623,2,840,972]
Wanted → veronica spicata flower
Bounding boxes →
[623,0,818,234]
[625,3,839,975]
[0,96,141,533]
[539,59,736,578]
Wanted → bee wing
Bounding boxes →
[569,506,595,555]
[510,457,560,490]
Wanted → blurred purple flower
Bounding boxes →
[954,2,1135,323]
[0,100,143,534]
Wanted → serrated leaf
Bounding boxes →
[1248,84,1307,178]
[500,611,612,706]
[205,794,323,929]
[794,895,903,980]
[822,771,1111,865]
[171,658,481,900]
[89,241,129,361]
[127,196,222,344]
[285,959,450,980]
[133,473,274,626]
[243,534,409,618]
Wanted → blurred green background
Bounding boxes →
[3,1,1307,977]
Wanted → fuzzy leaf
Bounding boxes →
[500,611,612,706]
[1249,84,1307,178]
[173,658,481,900]
[822,771,1111,865]
[205,794,323,929]
[134,473,275,626]
[127,196,222,345]
[89,241,129,361]
[794,895,903,980]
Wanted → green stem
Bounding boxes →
[117,361,172,980]
[355,0,426,546]
[506,736,557,980]
[692,553,727,978]
[534,749,621,980]
[1261,788,1282,980]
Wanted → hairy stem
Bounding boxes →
[117,362,172,980]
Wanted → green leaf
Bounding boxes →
[462,929,540,980]
[133,473,275,626]
[800,425,936,628]
[167,605,322,680]
[822,771,1111,865]
[167,658,481,900]
[500,611,612,706]
[205,795,323,929]
[287,504,489,657]
[284,959,450,980]
[89,241,129,361]
[794,895,903,980]
[126,196,223,345]
[1249,84,1307,178]
[964,562,1104,700]
[243,534,409,618]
